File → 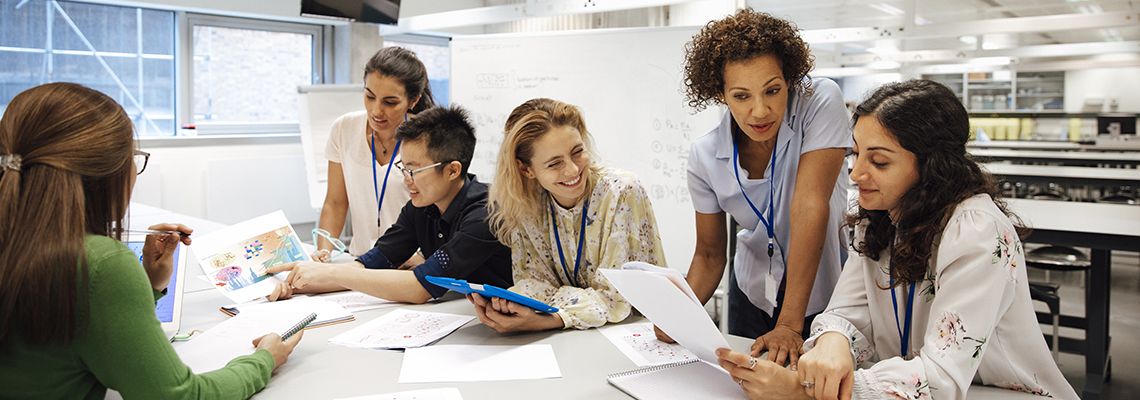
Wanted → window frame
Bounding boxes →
[179,13,327,135]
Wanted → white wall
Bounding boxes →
[132,138,319,226]
[1064,67,1140,113]
[668,0,738,26]
[839,72,902,104]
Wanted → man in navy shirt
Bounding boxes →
[267,106,512,303]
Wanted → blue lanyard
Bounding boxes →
[889,259,917,358]
[550,197,589,288]
[370,135,401,222]
[731,139,778,258]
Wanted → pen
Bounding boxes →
[125,229,191,237]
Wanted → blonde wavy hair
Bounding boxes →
[488,98,600,241]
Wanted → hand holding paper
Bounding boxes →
[600,263,730,364]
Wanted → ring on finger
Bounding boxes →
[746,357,758,370]
[801,380,815,389]
[736,378,744,386]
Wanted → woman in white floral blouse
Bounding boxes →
[715,80,1078,400]
[468,97,667,333]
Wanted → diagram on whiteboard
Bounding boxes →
[600,322,697,366]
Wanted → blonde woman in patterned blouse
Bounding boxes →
[714,80,1077,400]
[472,98,667,332]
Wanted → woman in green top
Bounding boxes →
[0,82,302,399]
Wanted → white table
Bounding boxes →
[981,163,1140,186]
[173,288,1045,400]
[968,141,1082,150]
[1007,199,1140,400]
[145,203,1049,400]
[970,149,1140,165]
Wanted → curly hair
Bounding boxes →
[682,9,815,111]
[847,80,1026,288]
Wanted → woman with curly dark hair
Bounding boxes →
[715,80,1077,400]
[664,9,852,372]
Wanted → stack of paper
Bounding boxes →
[398,345,562,383]
[314,290,399,313]
[221,296,354,328]
[336,388,463,400]
[599,322,698,367]
[329,308,473,349]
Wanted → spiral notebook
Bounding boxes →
[607,359,745,400]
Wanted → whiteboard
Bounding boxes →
[451,27,722,272]
[298,84,364,209]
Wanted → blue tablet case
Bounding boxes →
[424,276,559,314]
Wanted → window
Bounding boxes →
[0,0,176,136]
[384,35,450,107]
[187,15,324,134]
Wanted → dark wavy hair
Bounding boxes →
[682,8,815,111]
[848,79,1024,287]
[364,46,436,114]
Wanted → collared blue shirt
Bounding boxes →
[356,174,513,298]
[686,77,852,315]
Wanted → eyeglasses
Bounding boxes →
[394,160,445,179]
[134,150,150,175]
[312,228,349,258]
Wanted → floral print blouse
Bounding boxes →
[507,167,667,330]
[803,194,1078,400]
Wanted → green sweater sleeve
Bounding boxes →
[76,239,275,399]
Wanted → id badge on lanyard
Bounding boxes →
[732,91,795,306]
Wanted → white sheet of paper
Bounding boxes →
[621,261,700,303]
[600,322,698,367]
[336,388,463,400]
[192,210,306,303]
[601,267,730,364]
[330,308,473,349]
[315,290,400,313]
[398,345,562,383]
[174,308,311,373]
[225,296,353,326]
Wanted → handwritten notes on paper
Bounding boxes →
[600,322,697,367]
[330,309,473,349]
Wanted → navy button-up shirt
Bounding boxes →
[355,175,513,298]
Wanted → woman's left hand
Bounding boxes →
[140,223,192,291]
[717,348,811,400]
[751,324,805,368]
[468,293,563,333]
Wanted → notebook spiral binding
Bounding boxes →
[607,359,700,379]
[282,312,317,341]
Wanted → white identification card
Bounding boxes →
[765,273,779,305]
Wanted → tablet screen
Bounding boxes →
[124,241,182,323]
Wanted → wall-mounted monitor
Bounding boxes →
[301,0,400,25]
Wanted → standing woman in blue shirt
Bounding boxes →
[663,9,852,369]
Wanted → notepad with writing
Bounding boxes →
[607,359,745,400]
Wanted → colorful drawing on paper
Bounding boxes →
[202,226,306,292]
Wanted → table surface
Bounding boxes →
[982,162,1140,181]
[1007,198,1140,238]
[968,141,1082,150]
[136,204,1048,400]
[970,148,1140,162]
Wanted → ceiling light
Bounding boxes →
[959,36,977,45]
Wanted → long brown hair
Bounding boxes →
[487,98,600,241]
[848,80,1024,287]
[0,83,135,347]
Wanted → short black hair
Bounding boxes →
[396,105,476,175]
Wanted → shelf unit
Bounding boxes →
[922,70,1065,112]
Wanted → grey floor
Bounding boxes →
[1034,251,1139,399]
